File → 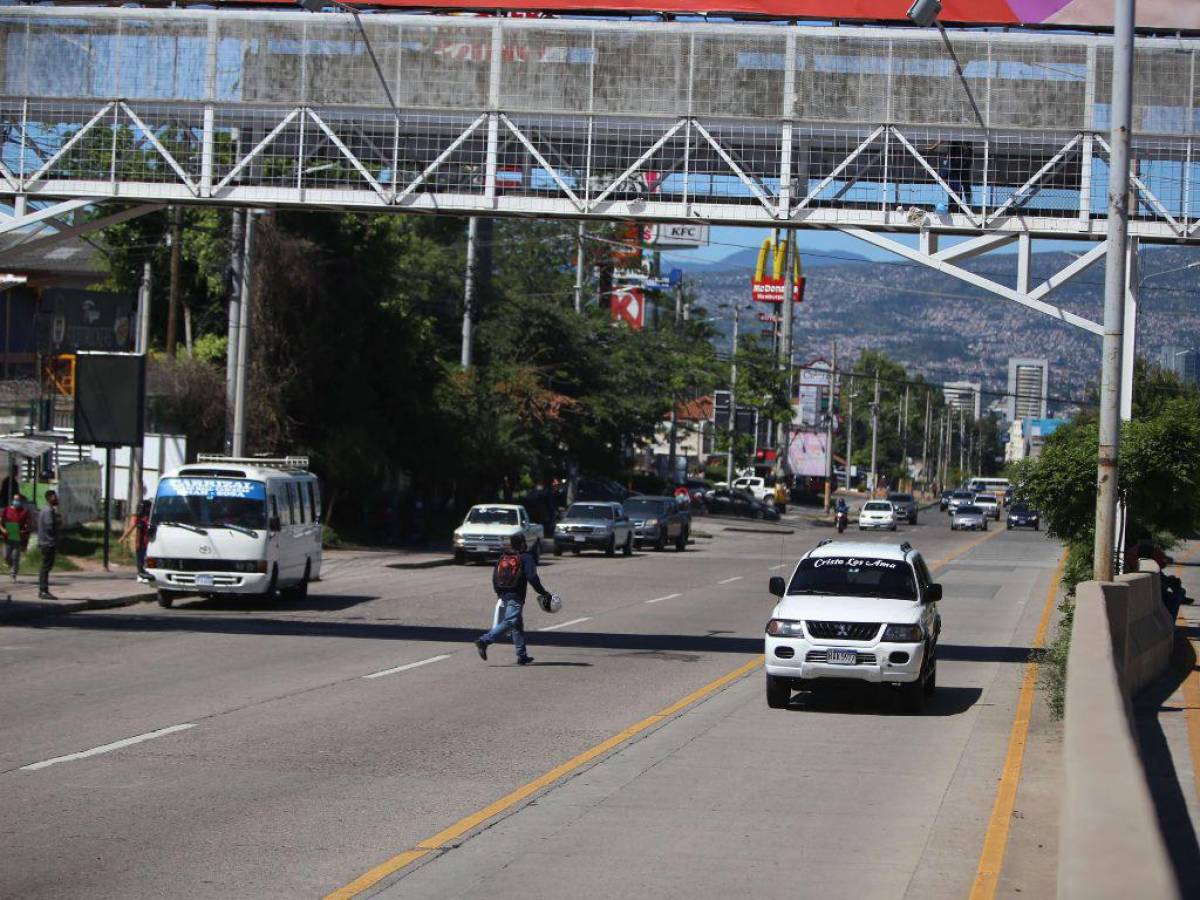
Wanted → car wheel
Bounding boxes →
[156,590,174,609]
[285,561,311,601]
[655,531,666,552]
[754,509,765,520]
[633,540,642,551]
[453,550,466,565]
[900,676,926,714]
[983,522,988,531]
[766,674,791,709]
[623,534,632,557]
[572,547,581,555]
[262,566,279,602]
[1035,524,1040,531]
[553,544,563,557]
[605,536,616,557]
[675,529,687,551]
[923,656,937,697]
[1006,524,1012,531]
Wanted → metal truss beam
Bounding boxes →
[0,199,95,237]
[0,202,162,258]
[840,227,1105,336]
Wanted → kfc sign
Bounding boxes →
[611,287,645,330]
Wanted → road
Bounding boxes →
[0,516,1063,899]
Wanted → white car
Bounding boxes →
[858,500,897,531]
[731,476,774,503]
[974,495,1001,520]
[453,504,544,563]
[765,540,942,713]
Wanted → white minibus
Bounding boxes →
[145,455,322,608]
[967,477,1011,502]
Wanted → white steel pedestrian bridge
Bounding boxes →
[1,7,1198,242]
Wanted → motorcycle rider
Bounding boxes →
[835,497,849,532]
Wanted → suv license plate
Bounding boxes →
[196,574,214,587]
[827,648,857,665]
[574,535,586,542]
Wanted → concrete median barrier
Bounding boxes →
[1058,576,1179,900]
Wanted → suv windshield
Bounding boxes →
[153,477,267,530]
[623,499,669,516]
[887,493,913,502]
[467,507,518,525]
[566,504,615,521]
[951,491,974,500]
[976,496,997,503]
[787,556,917,601]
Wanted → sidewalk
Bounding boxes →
[1134,540,1200,896]
[0,566,155,624]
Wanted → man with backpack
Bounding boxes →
[475,533,550,666]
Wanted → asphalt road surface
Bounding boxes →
[0,515,1062,899]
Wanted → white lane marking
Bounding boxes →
[540,616,592,632]
[0,645,32,650]
[645,593,681,605]
[770,563,790,570]
[362,654,451,680]
[717,576,744,585]
[20,723,196,772]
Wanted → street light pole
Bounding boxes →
[823,342,837,511]
[1093,0,1136,582]
[869,372,879,495]
[776,234,795,479]
[727,309,740,486]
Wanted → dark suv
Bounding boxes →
[624,495,689,551]
[887,492,919,524]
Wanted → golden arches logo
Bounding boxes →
[751,235,804,304]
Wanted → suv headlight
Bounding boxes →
[766,619,805,637]
[882,624,923,642]
[644,518,659,527]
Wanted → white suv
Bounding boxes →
[764,540,942,713]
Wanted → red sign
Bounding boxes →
[757,312,780,324]
[752,276,805,304]
[258,2,1193,30]
[611,287,645,330]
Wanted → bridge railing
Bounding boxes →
[1,8,1198,238]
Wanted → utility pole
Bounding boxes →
[935,413,945,491]
[900,384,910,489]
[231,211,255,457]
[727,309,740,485]
[224,209,244,455]
[776,233,795,478]
[958,406,965,474]
[823,342,837,511]
[461,217,478,368]
[573,221,585,314]
[845,377,855,492]
[1094,0,1135,581]
[129,256,153,511]
[165,206,182,359]
[869,371,880,495]
[921,392,931,496]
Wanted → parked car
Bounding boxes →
[765,539,942,713]
[553,501,634,557]
[974,495,1001,520]
[731,475,774,503]
[946,490,976,514]
[859,500,898,531]
[939,489,954,511]
[1006,503,1040,530]
[453,504,545,564]
[623,495,689,551]
[706,488,781,521]
[950,504,988,531]
[887,491,919,524]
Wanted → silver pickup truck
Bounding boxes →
[452,504,544,563]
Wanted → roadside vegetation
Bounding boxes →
[1011,361,1200,716]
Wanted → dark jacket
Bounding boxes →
[493,551,547,604]
[37,504,60,549]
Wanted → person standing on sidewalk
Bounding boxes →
[2,493,31,582]
[120,500,152,582]
[474,533,550,666]
[37,490,61,600]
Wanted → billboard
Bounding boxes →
[787,430,829,478]
[751,236,804,304]
[37,289,136,356]
[643,223,710,249]
[282,1,1198,30]
[611,286,645,330]
[796,359,832,427]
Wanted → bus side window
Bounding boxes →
[285,483,297,526]
[307,482,319,523]
[293,482,307,524]
[271,495,280,528]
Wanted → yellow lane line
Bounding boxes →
[326,524,1006,900]
[324,656,763,900]
[969,549,1068,900]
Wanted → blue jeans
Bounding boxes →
[480,597,527,659]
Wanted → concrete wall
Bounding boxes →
[1058,577,1179,900]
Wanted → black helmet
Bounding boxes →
[510,533,527,552]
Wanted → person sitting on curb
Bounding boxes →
[1,493,31,582]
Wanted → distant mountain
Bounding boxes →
[669,247,872,275]
[688,246,1200,414]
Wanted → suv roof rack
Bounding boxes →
[195,454,310,470]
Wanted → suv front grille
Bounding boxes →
[806,621,881,641]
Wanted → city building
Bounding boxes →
[943,381,982,419]
[1160,344,1200,386]
[1007,357,1049,421]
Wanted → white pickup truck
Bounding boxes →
[452,504,544,563]
[732,476,775,503]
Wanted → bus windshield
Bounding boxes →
[152,478,267,530]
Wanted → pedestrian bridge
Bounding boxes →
[1,6,1199,244]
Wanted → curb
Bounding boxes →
[388,557,458,571]
[1,591,156,625]
[723,526,795,536]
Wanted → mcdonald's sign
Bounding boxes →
[751,236,805,304]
